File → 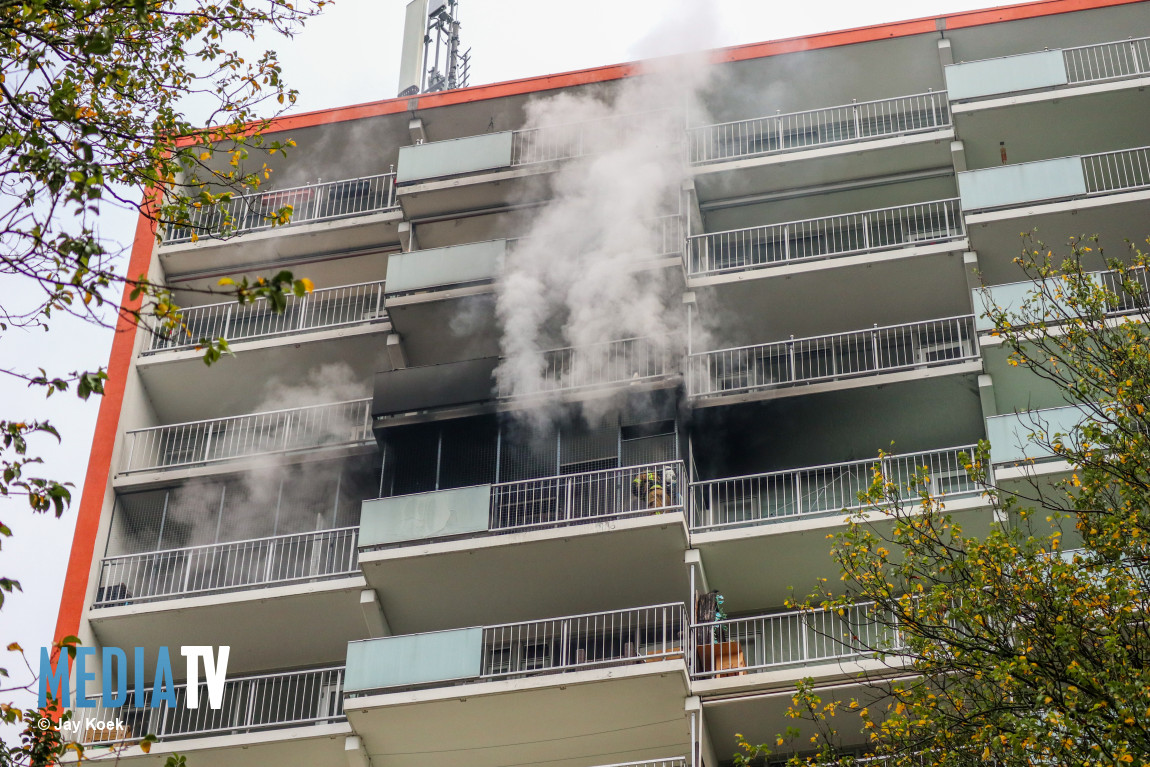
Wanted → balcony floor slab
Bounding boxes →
[345,660,691,767]
[88,575,369,676]
[359,511,690,635]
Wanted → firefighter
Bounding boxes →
[632,470,666,509]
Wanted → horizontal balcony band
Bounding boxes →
[686,198,964,278]
[121,399,373,475]
[689,445,980,533]
[974,267,1150,332]
[960,146,1150,212]
[144,281,388,355]
[690,600,901,679]
[497,337,680,399]
[79,666,345,744]
[689,91,951,165]
[164,172,398,245]
[688,315,978,399]
[345,602,687,694]
[360,460,684,548]
[947,36,1150,101]
[93,526,359,607]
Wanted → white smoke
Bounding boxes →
[494,1,720,428]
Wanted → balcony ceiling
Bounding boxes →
[88,576,370,677]
[346,663,691,767]
[359,513,690,635]
[955,84,1150,171]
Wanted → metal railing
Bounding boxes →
[1096,266,1150,314]
[164,172,398,244]
[145,281,388,354]
[80,666,344,744]
[1064,36,1150,85]
[511,110,678,166]
[94,527,359,607]
[687,199,964,277]
[691,601,901,679]
[498,337,676,398]
[490,460,683,532]
[480,603,687,678]
[688,316,977,399]
[689,91,950,165]
[121,399,373,474]
[1082,146,1150,195]
[689,445,979,532]
[595,760,686,767]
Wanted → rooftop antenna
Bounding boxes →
[397,0,472,97]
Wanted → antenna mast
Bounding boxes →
[398,0,471,97]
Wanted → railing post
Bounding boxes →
[872,323,881,370]
[1133,40,1144,75]
[787,337,796,382]
[794,471,803,516]
[852,101,860,138]
[862,213,871,251]
[202,423,214,463]
[782,224,790,262]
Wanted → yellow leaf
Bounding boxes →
[199,151,210,160]
[6,642,21,652]
[218,277,235,286]
[140,740,151,754]
[299,278,315,294]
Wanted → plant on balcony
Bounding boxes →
[736,234,1150,767]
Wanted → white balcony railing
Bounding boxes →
[688,316,978,399]
[691,600,901,679]
[1082,146,1150,196]
[164,172,398,244]
[498,337,678,398]
[480,603,687,678]
[491,460,683,532]
[94,527,359,607]
[79,666,344,744]
[687,199,964,277]
[121,399,373,474]
[690,445,979,532]
[689,91,950,165]
[1064,36,1150,85]
[511,110,678,166]
[145,281,388,354]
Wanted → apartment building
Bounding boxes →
[53,1,1150,765]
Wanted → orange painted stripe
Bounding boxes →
[52,202,157,647]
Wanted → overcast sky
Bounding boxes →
[0,0,997,710]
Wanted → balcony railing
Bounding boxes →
[511,111,678,166]
[1082,146,1150,195]
[481,603,687,677]
[164,173,398,244]
[94,527,359,607]
[144,281,388,354]
[687,199,964,277]
[80,666,344,744]
[689,91,950,165]
[491,460,683,531]
[691,601,900,679]
[360,461,684,549]
[689,445,979,532]
[497,337,677,398]
[688,316,978,399]
[345,603,686,694]
[1064,36,1150,85]
[121,399,373,474]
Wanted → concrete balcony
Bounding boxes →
[690,445,989,614]
[116,399,374,486]
[690,91,954,203]
[687,200,971,341]
[689,315,980,406]
[356,461,689,634]
[384,216,684,368]
[690,600,902,695]
[960,147,1150,273]
[946,38,1150,171]
[137,282,391,424]
[343,604,691,767]
[396,112,678,218]
[158,173,403,278]
[94,527,359,608]
[76,666,350,767]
